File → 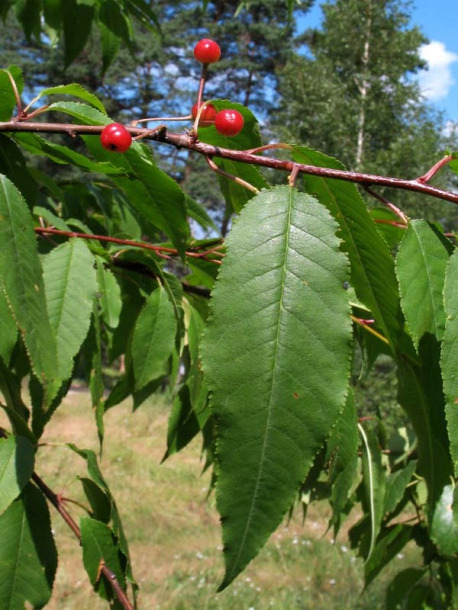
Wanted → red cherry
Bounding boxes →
[214,109,244,137]
[100,123,132,153]
[192,102,217,127]
[193,39,221,64]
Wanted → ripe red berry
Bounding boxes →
[193,39,221,64]
[214,109,244,137]
[192,102,217,127]
[100,123,132,153]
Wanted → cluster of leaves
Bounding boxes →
[2,10,458,610]
[1,0,160,73]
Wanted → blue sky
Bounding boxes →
[302,1,458,123]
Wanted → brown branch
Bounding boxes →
[34,227,223,263]
[31,472,135,610]
[1,120,458,205]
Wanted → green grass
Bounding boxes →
[1,389,421,609]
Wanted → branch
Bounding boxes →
[34,227,223,264]
[1,121,458,205]
[31,472,135,610]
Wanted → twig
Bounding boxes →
[34,227,223,264]
[416,154,453,184]
[31,472,135,610]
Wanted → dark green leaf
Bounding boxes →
[80,516,126,600]
[201,185,352,588]
[0,67,23,121]
[364,524,413,588]
[62,0,95,67]
[131,285,177,390]
[0,134,37,203]
[0,435,35,516]
[386,568,425,610]
[0,483,57,608]
[0,290,17,365]
[384,460,417,516]
[80,477,112,524]
[15,0,41,40]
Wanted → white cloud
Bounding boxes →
[418,41,458,101]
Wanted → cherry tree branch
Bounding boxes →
[1,120,458,205]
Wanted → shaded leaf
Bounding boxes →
[62,0,95,67]
[201,185,352,588]
[0,435,35,516]
[0,483,57,608]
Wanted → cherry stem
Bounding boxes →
[193,64,209,137]
[131,115,192,126]
[205,155,259,194]
[364,185,409,225]
[350,314,389,345]
[417,154,453,184]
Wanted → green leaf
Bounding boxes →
[80,516,126,599]
[14,132,122,175]
[359,424,386,560]
[0,175,59,400]
[98,0,131,73]
[384,460,417,516]
[396,220,453,347]
[327,390,359,534]
[431,484,458,556]
[0,290,17,365]
[0,435,35,516]
[131,285,177,391]
[80,477,112,524]
[0,67,23,121]
[43,239,97,381]
[292,146,404,353]
[82,135,190,257]
[364,524,413,588]
[398,339,452,513]
[43,0,62,30]
[15,0,41,40]
[62,0,95,67]
[441,249,458,476]
[386,568,425,610]
[201,185,352,588]
[0,134,37,204]
[0,483,57,608]
[96,257,122,329]
[33,83,107,114]
[67,444,131,560]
